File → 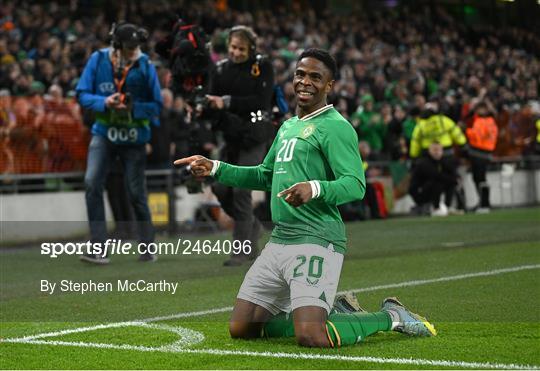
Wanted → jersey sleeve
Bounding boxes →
[214,133,277,191]
[317,120,366,205]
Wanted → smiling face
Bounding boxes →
[228,35,250,64]
[293,57,334,117]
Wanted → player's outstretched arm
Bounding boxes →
[174,155,214,177]
[173,153,273,191]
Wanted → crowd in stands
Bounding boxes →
[1,1,539,180]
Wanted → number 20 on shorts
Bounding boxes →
[293,255,324,279]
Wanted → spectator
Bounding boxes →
[386,104,409,161]
[0,0,538,182]
[409,142,457,217]
[352,94,386,159]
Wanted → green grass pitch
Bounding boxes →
[1,207,539,369]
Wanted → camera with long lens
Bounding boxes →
[155,18,214,193]
[155,18,212,96]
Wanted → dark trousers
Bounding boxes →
[84,135,154,244]
[410,180,448,209]
[105,158,135,238]
[470,155,491,208]
[211,143,266,254]
[440,155,459,207]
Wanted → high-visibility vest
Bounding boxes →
[409,114,467,158]
[536,119,540,144]
[466,115,498,152]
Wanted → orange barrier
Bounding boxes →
[1,96,90,175]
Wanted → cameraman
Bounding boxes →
[205,25,274,266]
[76,22,162,264]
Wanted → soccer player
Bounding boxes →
[175,49,436,347]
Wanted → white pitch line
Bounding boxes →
[142,306,233,323]
[7,308,234,342]
[4,338,538,370]
[343,264,540,294]
[6,264,539,343]
[11,322,144,341]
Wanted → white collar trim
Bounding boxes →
[298,104,333,121]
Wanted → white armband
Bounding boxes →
[210,160,221,176]
[308,180,321,199]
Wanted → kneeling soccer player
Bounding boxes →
[175,48,436,347]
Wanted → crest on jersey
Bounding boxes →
[302,124,315,138]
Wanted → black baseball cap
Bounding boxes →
[116,24,141,49]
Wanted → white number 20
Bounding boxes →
[276,138,297,162]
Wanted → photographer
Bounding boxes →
[205,25,274,266]
[76,22,162,264]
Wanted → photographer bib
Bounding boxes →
[96,53,151,145]
[94,111,150,145]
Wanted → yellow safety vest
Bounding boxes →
[410,114,467,158]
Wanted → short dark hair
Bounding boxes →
[298,48,337,79]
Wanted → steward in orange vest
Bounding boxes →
[466,115,498,152]
[465,101,498,212]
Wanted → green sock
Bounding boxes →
[326,311,392,347]
[262,311,392,346]
[262,312,295,338]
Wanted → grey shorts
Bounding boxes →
[237,242,344,315]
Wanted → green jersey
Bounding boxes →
[214,105,365,253]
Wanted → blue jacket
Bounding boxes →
[76,48,162,145]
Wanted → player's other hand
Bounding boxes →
[277,182,312,207]
[174,155,213,177]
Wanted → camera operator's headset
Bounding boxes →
[108,22,149,104]
[109,21,149,50]
[228,25,261,77]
